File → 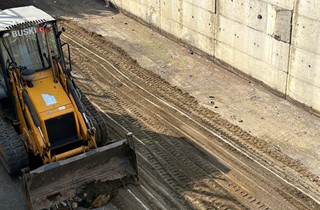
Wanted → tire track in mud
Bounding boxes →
[74,53,279,210]
[61,21,319,209]
[64,22,318,209]
[73,58,246,210]
[70,46,268,209]
[66,22,320,188]
[72,58,306,210]
[72,62,197,209]
[62,21,320,185]
[65,20,320,192]
[76,70,260,210]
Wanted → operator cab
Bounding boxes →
[0,24,60,72]
[0,6,63,99]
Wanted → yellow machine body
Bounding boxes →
[0,6,138,210]
[9,65,95,164]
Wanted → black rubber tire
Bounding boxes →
[79,89,108,146]
[0,117,29,176]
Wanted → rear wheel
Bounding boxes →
[0,117,29,176]
[79,90,108,146]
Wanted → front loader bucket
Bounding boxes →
[22,134,138,210]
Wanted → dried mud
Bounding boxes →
[56,20,320,209]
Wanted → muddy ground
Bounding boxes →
[61,21,320,209]
[0,0,320,210]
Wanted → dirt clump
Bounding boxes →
[47,179,126,210]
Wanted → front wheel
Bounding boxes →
[79,89,109,146]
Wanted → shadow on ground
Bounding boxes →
[81,89,245,209]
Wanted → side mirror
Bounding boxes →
[61,42,72,72]
[57,27,65,38]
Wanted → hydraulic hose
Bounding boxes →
[67,79,93,130]
[67,79,84,113]
[22,90,40,127]
[22,90,47,147]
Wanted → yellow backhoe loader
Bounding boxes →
[0,6,138,209]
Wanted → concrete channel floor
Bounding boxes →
[62,6,320,178]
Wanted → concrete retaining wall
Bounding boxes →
[109,0,320,112]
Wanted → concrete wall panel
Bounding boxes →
[219,0,268,32]
[181,1,214,38]
[287,75,320,110]
[181,27,214,55]
[263,0,294,10]
[290,47,320,87]
[288,4,320,110]
[160,0,181,23]
[110,0,320,112]
[292,15,320,54]
[297,0,320,19]
[119,0,160,26]
[217,16,289,72]
[183,0,215,11]
[160,16,182,38]
[216,41,287,92]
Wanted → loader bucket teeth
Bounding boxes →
[22,138,138,210]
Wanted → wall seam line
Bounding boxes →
[285,1,298,98]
